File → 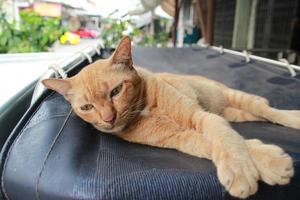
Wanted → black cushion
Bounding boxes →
[1,47,300,200]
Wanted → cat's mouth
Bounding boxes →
[93,122,126,133]
[93,123,113,130]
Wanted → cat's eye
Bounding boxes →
[80,104,94,111]
[110,83,123,98]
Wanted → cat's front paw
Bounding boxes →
[247,139,294,185]
[216,152,259,199]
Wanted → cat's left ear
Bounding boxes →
[42,78,72,99]
[112,36,133,69]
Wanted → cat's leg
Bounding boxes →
[224,89,300,129]
[122,109,260,198]
[154,79,293,198]
[120,113,212,159]
[222,107,265,122]
[190,111,260,198]
[190,110,293,197]
[221,107,293,185]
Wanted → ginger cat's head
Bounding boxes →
[42,36,144,133]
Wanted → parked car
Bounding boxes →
[73,27,100,38]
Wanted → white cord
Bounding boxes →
[279,58,297,77]
[93,45,101,55]
[210,46,300,72]
[242,50,251,63]
[48,64,67,79]
[99,40,105,49]
[78,51,92,63]
[218,45,224,55]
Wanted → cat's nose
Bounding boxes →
[101,111,116,125]
[103,114,116,124]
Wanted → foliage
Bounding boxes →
[0,10,65,53]
[100,18,128,48]
[137,29,169,47]
[100,18,169,48]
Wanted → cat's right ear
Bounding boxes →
[42,78,72,99]
[111,36,133,69]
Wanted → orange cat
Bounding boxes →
[42,36,299,199]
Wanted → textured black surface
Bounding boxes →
[1,47,300,200]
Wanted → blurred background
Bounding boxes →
[0,0,300,63]
[0,0,300,105]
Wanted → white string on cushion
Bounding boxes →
[48,64,67,79]
[279,58,297,77]
[242,50,250,63]
[78,51,93,64]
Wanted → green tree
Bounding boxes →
[0,10,65,53]
[101,18,169,48]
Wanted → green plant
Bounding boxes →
[0,10,65,53]
[100,18,169,48]
[101,18,131,47]
[137,30,169,47]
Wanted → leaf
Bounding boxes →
[1,10,64,53]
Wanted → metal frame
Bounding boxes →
[210,45,300,76]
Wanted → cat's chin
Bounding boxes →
[93,124,126,134]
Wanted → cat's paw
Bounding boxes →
[247,139,294,185]
[216,152,259,199]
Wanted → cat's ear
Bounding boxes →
[42,78,72,98]
[111,36,133,68]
